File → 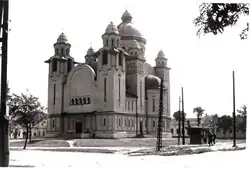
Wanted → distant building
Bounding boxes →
[9,120,47,139]
[171,114,217,137]
[44,10,172,139]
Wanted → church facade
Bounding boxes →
[45,10,171,138]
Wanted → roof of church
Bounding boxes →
[57,32,68,44]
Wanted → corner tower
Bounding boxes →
[154,50,170,117]
[44,33,74,137]
[97,22,127,112]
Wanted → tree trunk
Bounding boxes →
[23,126,29,150]
[28,127,32,143]
[197,116,200,126]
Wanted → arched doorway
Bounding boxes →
[75,122,82,134]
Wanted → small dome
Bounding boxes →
[87,46,95,55]
[145,75,164,89]
[57,32,68,43]
[121,10,132,22]
[157,50,166,58]
[105,22,119,34]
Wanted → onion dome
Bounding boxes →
[57,32,68,43]
[105,22,119,34]
[121,10,132,22]
[87,46,95,55]
[145,75,164,89]
[157,50,166,59]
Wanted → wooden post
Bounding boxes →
[178,97,181,145]
[182,87,185,145]
[232,71,236,147]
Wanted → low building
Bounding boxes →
[9,120,47,139]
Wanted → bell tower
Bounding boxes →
[154,50,170,117]
[97,22,126,112]
[44,33,74,137]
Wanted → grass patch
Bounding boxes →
[10,140,70,147]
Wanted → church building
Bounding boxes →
[45,10,171,138]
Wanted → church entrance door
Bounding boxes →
[75,122,82,134]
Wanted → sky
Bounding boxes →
[5,0,250,118]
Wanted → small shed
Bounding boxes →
[186,127,213,144]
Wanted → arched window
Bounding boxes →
[52,59,57,72]
[43,131,45,136]
[79,98,83,105]
[111,39,114,46]
[102,50,108,65]
[55,48,59,54]
[119,52,123,66]
[71,98,74,105]
[83,97,86,104]
[52,120,55,128]
[152,98,155,112]
[66,48,70,55]
[87,97,91,104]
[103,118,106,126]
[75,98,79,105]
[61,48,64,55]
[118,118,121,126]
[67,59,72,73]
[153,120,155,127]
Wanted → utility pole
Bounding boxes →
[181,87,185,145]
[0,0,10,166]
[232,71,236,147]
[156,78,164,151]
[135,95,138,136]
[178,96,181,145]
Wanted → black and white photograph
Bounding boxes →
[0,0,249,168]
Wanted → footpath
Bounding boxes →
[10,142,246,154]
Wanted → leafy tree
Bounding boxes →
[217,115,232,136]
[237,105,247,133]
[193,107,205,126]
[173,110,186,121]
[8,91,47,149]
[194,3,249,39]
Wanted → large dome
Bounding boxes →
[118,22,143,37]
[118,10,143,38]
